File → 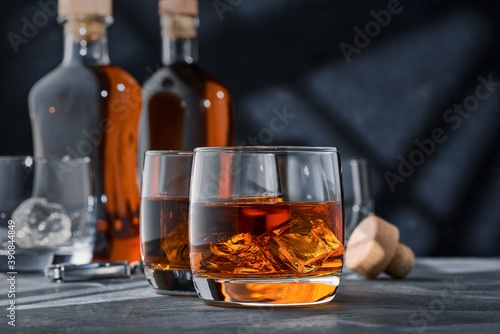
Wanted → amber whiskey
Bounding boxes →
[190,200,344,305]
[29,0,142,262]
[138,0,234,168]
[140,196,195,294]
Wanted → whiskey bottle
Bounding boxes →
[138,0,234,163]
[28,0,142,262]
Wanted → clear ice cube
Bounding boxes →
[161,222,190,267]
[12,197,72,249]
[263,215,342,274]
[202,232,277,274]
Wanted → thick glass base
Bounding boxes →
[193,275,341,307]
[145,267,197,296]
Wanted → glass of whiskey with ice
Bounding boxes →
[190,146,344,307]
[140,151,195,295]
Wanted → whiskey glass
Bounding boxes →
[189,146,344,307]
[30,157,95,264]
[0,156,52,271]
[0,156,95,270]
[140,151,196,295]
[342,158,374,241]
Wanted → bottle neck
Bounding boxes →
[62,16,111,66]
[161,14,199,66]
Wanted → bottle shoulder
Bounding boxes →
[96,65,140,86]
[30,64,140,95]
[29,63,142,114]
[143,65,231,98]
[31,64,95,87]
[29,64,99,101]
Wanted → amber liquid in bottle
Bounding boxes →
[29,17,142,262]
[138,12,234,161]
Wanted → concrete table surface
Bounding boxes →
[1,258,499,334]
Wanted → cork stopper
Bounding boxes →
[345,215,415,279]
[159,0,198,16]
[160,15,197,39]
[58,0,112,17]
[385,243,415,278]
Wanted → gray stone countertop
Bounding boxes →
[1,258,499,334]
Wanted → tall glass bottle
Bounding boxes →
[28,0,142,262]
[138,0,234,163]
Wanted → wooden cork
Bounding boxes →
[161,15,197,39]
[159,0,198,16]
[345,215,415,279]
[58,0,112,17]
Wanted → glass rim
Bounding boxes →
[0,155,31,161]
[145,150,194,156]
[0,156,90,162]
[194,146,339,153]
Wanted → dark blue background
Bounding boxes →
[1,0,499,256]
